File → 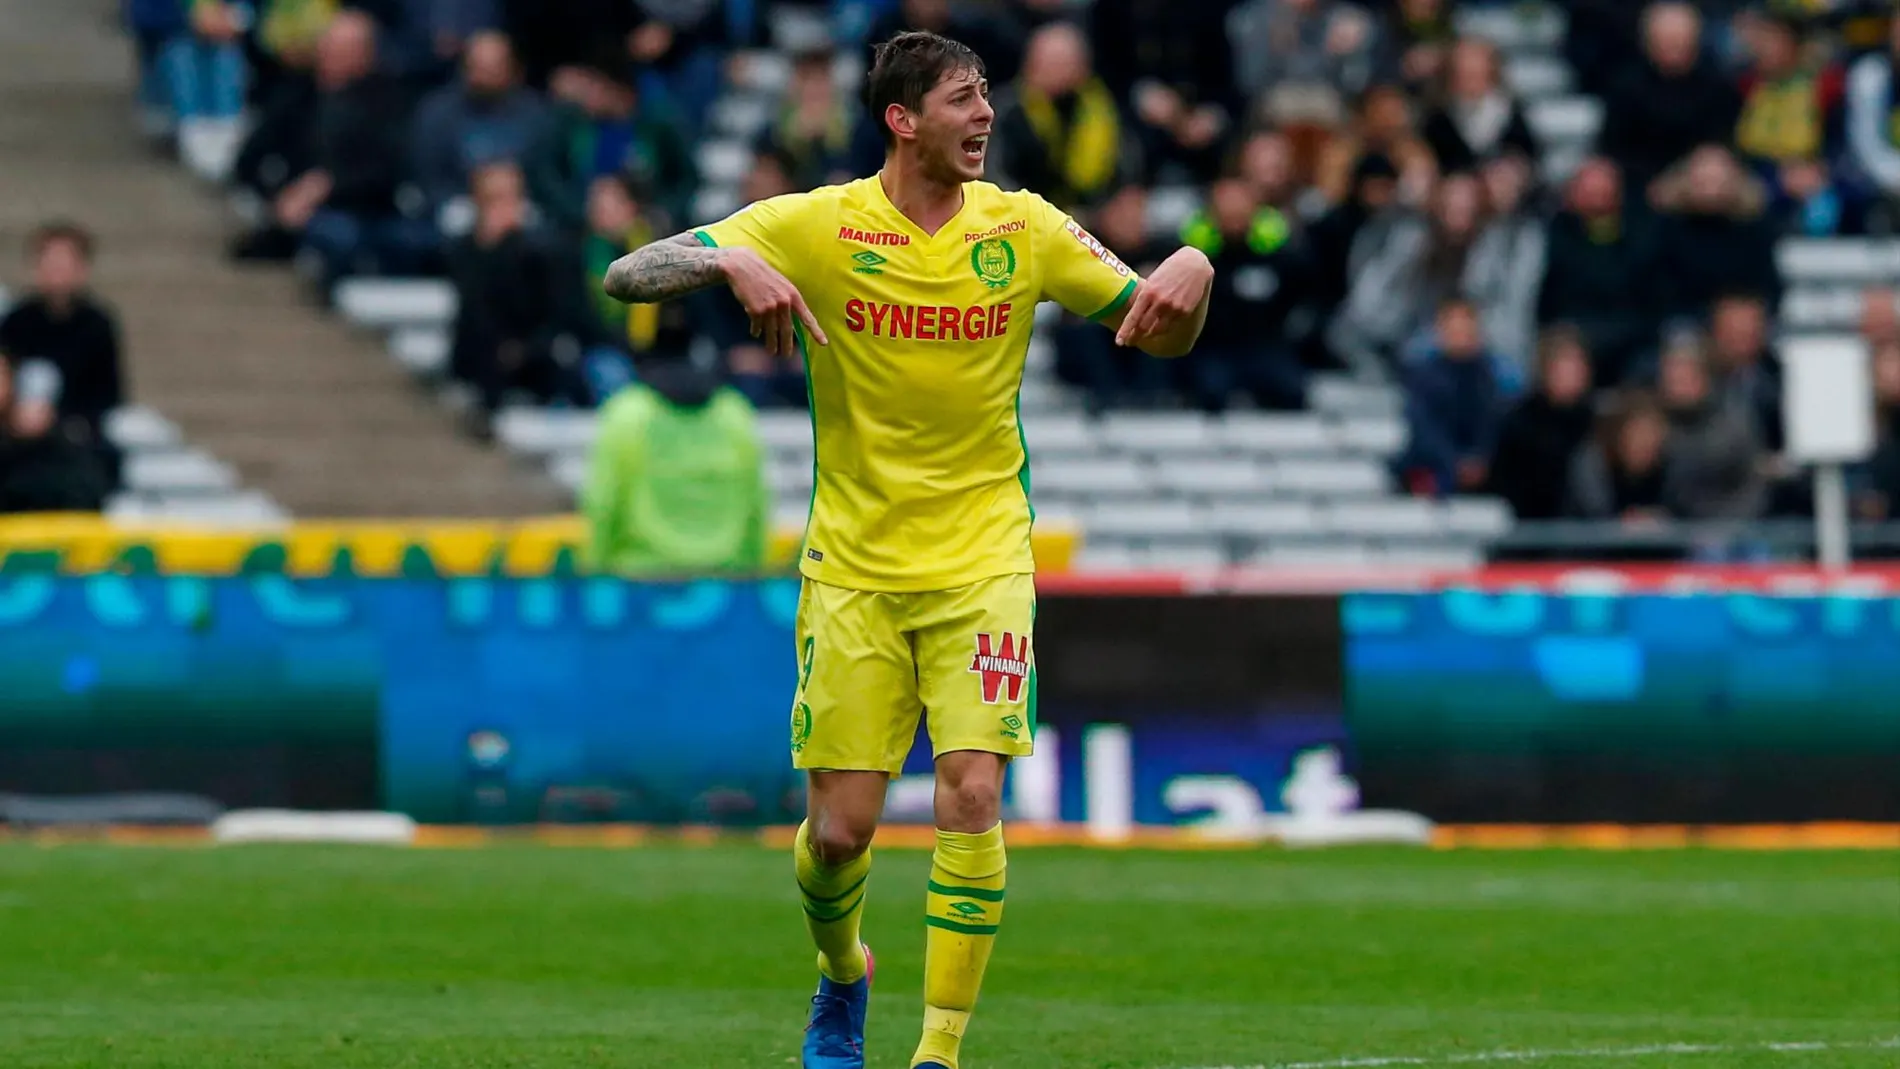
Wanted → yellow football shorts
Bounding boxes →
[789,572,1037,775]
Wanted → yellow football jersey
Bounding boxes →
[695,177,1141,593]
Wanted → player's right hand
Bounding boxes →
[719,248,829,358]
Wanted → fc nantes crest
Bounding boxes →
[970,238,1016,289]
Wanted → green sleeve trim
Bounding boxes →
[692,230,718,247]
[1087,278,1139,322]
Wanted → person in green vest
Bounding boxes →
[580,356,773,578]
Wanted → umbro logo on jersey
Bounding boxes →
[837,226,909,246]
[850,250,887,274]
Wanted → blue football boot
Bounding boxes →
[801,944,874,1069]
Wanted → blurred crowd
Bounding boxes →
[110,0,1900,527]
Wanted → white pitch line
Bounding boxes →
[1184,1036,1900,1069]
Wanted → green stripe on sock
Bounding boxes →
[927,879,1006,902]
[925,916,1001,936]
[800,872,868,906]
[804,892,865,924]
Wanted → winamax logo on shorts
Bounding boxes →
[969,632,1031,704]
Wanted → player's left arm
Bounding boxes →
[1034,195,1214,359]
[1100,247,1215,358]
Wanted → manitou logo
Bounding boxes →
[969,632,1031,704]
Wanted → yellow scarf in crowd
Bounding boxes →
[1017,77,1121,205]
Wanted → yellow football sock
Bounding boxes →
[795,819,870,984]
[912,823,1007,1069]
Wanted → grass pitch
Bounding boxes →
[0,844,1894,1068]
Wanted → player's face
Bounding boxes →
[915,67,993,184]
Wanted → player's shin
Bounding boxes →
[913,823,1007,1069]
[795,819,872,984]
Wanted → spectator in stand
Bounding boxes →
[761,46,880,193]
[867,0,1024,86]
[232,12,434,285]
[227,0,342,239]
[1051,184,1169,414]
[448,162,570,437]
[625,0,729,137]
[573,174,699,404]
[0,223,125,494]
[1177,176,1310,413]
[1651,144,1782,323]
[158,0,252,183]
[1863,286,1899,346]
[411,31,549,225]
[1419,36,1539,178]
[1398,297,1507,499]
[1707,292,1784,454]
[126,0,192,140]
[1598,2,1742,190]
[1378,0,1456,92]
[994,22,1130,214]
[1094,0,1238,181]
[1332,172,1521,378]
[1563,0,1644,97]
[1487,325,1596,521]
[1655,329,1767,520]
[1236,127,1308,215]
[1850,336,1900,520]
[525,56,696,234]
[504,0,633,90]
[1565,392,1675,523]
[581,351,770,578]
[1305,152,1401,340]
[1231,0,1377,181]
[718,149,809,409]
[1734,10,1854,234]
[1466,154,1547,374]
[1844,14,1900,229]
[1314,83,1435,207]
[1537,157,1662,385]
[0,356,110,514]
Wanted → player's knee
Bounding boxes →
[808,813,875,865]
[938,779,1003,833]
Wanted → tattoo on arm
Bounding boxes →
[602,231,726,304]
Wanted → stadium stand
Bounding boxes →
[53,0,1900,559]
[2,0,568,520]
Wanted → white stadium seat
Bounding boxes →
[495,407,595,456]
[390,326,450,376]
[1083,499,1206,539]
[1782,287,1864,331]
[1219,413,1332,453]
[1155,456,1270,496]
[711,94,774,140]
[333,278,456,329]
[1527,97,1602,146]
[1440,497,1515,537]
[1207,500,1319,537]
[697,141,753,187]
[105,406,182,451]
[1777,239,1900,283]
[1322,497,1440,537]
[754,411,815,454]
[1309,375,1401,416]
[1271,458,1390,496]
[549,453,586,493]
[1021,413,1100,456]
[125,450,237,494]
[1331,416,1408,456]
[1457,3,1565,51]
[1031,456,1154,497]
[1097,412,1219,455]
[1142,540,1230,570]
[1505,55,1570,98]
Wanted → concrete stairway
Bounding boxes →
[0,0,566,518]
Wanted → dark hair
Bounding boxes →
[29,221,93,262]
[865,31,985,149]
